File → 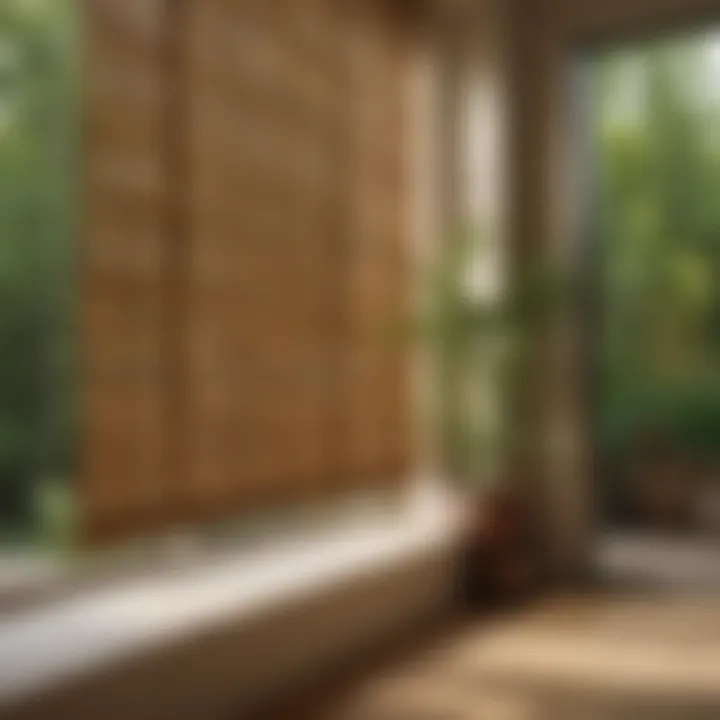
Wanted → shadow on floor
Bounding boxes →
[291,535,720,719]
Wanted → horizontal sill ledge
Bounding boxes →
[0,486,462,714]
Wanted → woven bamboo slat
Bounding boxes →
[82,0,412,541]
[82,0,171,541]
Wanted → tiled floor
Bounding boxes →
[318,592,720,718]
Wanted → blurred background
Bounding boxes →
[595,31,720,536]
[1,1,720,717]
[0,0,76,551]
[0,0,719,587]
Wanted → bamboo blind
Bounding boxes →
[346,6,411,481]
[82,0,171,539]
[82,0,412,542]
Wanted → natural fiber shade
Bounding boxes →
[81,0,413,543]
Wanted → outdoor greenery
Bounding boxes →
[593,29,720,528]
[597,32,720,466]
[427,31,720,496]
[0,0,77,536]
[421,226,564,486]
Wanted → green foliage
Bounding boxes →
[420,224,566,484]
[602,375,720,459]
[597,32,720,465]
[0,0,77,532]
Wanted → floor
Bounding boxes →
[317,593,720,719]
[597,532,720,590]
[310,535,720,719]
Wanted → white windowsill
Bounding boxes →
[0,480,462,711]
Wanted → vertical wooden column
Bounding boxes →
[504,0,597,578]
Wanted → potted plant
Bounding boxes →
[417,225,566,605]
